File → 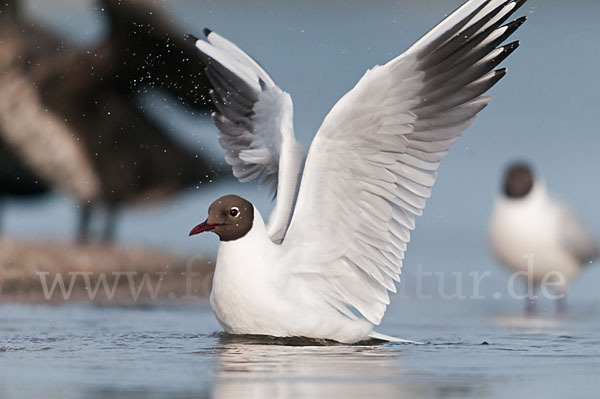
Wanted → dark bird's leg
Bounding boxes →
[525,287,538,316]
[102,205,120,243]
[0,198,4,234]
[77,203,92,243]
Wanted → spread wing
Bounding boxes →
[190,30,305,243]
[283,0,527,324]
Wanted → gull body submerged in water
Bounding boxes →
[189,0,528,343]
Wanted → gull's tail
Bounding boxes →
[369,331,424,344]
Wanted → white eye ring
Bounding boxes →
[229,207,240,217]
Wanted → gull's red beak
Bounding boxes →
[189,220,218,236]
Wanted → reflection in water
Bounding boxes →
[212,334,479,398]
[492,315,573,338]
[494,315,562,329]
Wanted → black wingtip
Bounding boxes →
[503,40,520,53]
[203,28,212,37]
[501,0,528,27]
[186,34,199,43]
[258,78,267,91]
[496,67,508,77]
[499,16,527,42]
[513,15,528,26]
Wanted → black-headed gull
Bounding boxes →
[189,0,528,343]
[489,163,599,313]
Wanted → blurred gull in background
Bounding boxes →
[489,162,599,314]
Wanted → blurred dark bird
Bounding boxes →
[0,3,101,232]
[0,0,220,241]
[489,162,599,314]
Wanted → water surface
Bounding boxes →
[1,300,599,398]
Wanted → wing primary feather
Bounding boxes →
[413,97,491,130]
[408,0,491,59]
[407,117,475,141]
[415,68,507,118]
[186,33,199,42]
[428,27,505,76]
[421,40,519,102]
[206,71,255,123]
[204,62,258,105]
[422,10,526,78]
[205,30,276,87]
[421,1,507,69]
[205,67,257,109]
[421,40,518,98]
[259,78,268,91]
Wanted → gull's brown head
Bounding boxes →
[503,162,534,199]
[189,195,254,241]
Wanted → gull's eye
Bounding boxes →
[229,207,240,217]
